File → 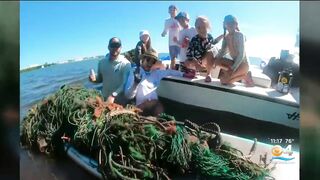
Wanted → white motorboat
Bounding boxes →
[157,60,299,129]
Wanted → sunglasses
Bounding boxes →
[109,43,121,48]
[145,57,156,64]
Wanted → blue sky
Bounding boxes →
[20,1,299,69]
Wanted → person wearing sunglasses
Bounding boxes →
[124,49,183,116]
[89,37,131,105]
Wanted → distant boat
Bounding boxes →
[41,65,44,68]
[159,52,170,60]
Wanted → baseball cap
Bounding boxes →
[175,12,190,20]
[224,15,238,24]
[169,5,177,10]
[109,37,122,48]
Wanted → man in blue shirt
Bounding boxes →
[89,37,131,105]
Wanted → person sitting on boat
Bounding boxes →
[89,37,131,105]
[124,49,183,116]
[214,15,254,86]
[184,16,224,82]
[173,11,197,72]
[134,30,153,69]
[133,30,153,83]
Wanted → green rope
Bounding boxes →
[21,85,272,179]
[165,125,191,169]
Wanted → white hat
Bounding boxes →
[139,30,150,37]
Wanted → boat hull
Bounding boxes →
[157,76,299,129]
[65,133,299,180]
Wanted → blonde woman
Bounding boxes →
[215,15,253,86]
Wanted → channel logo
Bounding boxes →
[271,145,295,161]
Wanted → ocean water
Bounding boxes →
[20,59,103,180]
[20,58,299,179]
[20,59,100,119]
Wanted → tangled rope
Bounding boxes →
[20,85,274,179]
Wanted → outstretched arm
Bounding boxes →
[161,20,168,37]
[157,69,183,80]
[213,34,224,45]
[92,61,103,83]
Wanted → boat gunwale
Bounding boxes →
[161,77,299,108]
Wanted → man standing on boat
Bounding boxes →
[89,37,131,105]
[161,5,181,70]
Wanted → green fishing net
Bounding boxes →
[21,85,273,179]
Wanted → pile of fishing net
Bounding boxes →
[20,85,274,180]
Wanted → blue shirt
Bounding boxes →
[95,54,131,99]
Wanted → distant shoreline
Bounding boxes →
[20,52,170,73]
[20,55,105,73]
[20,63,56,73]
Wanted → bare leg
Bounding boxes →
[227,74,247,84]
[170,58,176,70]
[220,61,249,84]
[184,59,202,70]
[220,70,232,84]
[214,58,233,84]
[202,52,215,77]
[183,60,193,69]
[215,58,233,71]
[169,46,178,70]
[228,61,249,83]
